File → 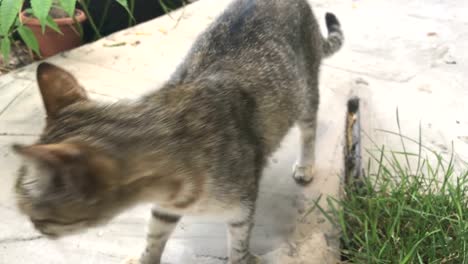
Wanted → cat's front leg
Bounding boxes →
[135,209,181,264]
[228,210,261,264]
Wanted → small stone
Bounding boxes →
[418,84,432,93]
[355,77,369,86]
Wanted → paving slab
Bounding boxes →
[1,0,467,263]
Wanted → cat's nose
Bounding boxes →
[32,220,44,230]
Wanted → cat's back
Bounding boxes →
[222,0,311,25]
[170,0,318,83]
[201,0,313,50]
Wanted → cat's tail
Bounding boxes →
[322,12,344,58]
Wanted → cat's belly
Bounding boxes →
[156,188,246,221]
[157,197,244,221]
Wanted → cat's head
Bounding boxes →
[12,63,122,238]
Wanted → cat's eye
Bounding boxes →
[51,170,65,189]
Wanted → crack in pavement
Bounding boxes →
[0,235,44,244]
[0,84,31,118]
[0,132,40,137]
[408,14,468,25]
[195,254,229,261]
[323,63,422,84]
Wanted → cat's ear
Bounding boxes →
[12,143,83,165]
[36,62,88,118]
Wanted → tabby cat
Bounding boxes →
[12,0,343,263]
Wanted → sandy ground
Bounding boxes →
[1,0,467,263]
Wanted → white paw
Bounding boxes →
[292,163,314,184]
[122,256,140,264]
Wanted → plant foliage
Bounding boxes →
[0,0,77,61]
[317,125,468,263]
[0,0,185,64]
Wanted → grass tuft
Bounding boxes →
[319,129,468,264]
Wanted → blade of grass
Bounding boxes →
[401,229,441,264]
[396,108,412,171]
[300,193,322,221]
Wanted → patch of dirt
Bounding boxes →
[23,7,71,19]
[49,7,71,19]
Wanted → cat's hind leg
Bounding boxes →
[293,76,320,185]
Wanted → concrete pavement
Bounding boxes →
[1,0,467,263]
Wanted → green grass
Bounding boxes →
[319,130,468,264]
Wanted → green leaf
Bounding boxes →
[31,0,53,31]
[46,15,62,34]
[115,0,130,11]
[1,37,11,63]
[17,26,40,56]
[0,0,23,35]
[115,0,134,20]
[58,0,77,17]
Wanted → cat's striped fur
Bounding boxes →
[12,0,343,263]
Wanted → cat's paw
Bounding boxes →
[122,256,140,264]
[292,163,314,185]
[250,255,262,264]
[124,255,164,264]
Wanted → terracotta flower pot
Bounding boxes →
[20,9,87,58]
